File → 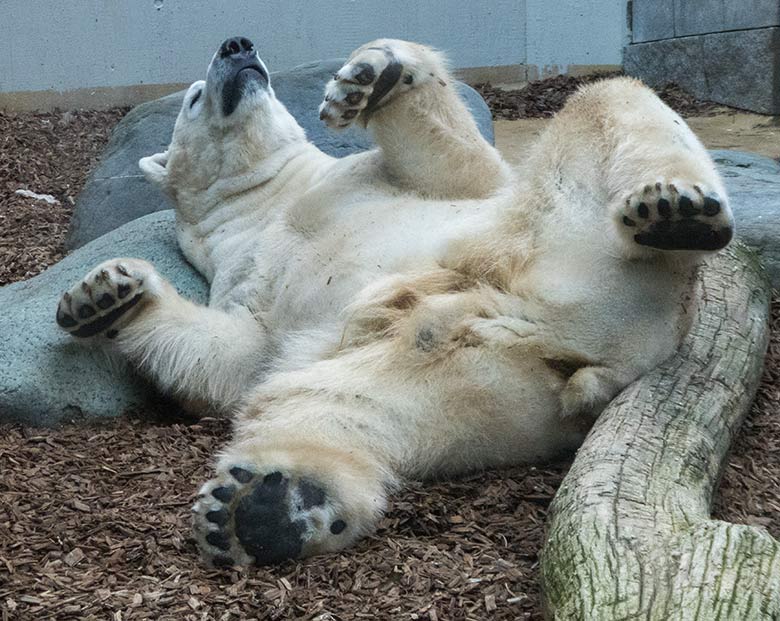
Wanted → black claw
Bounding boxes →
[353,63,376,85]
[299,479,326,509]
[206,531,232,551]
[56,309,77,328]
[206,509,230,527]
[657,198,672,219]
[230,467,254,484]
[78,304,96,319]
[330,520,347,535]
[678,195,699,217]
[117,283,131,299]
[97,293,115,309]
[623,216,636,227]
[212,486,235,503]
[702,197,721,216]
[637,203,649,219]
[345,91,364,105]
[212,555,234,567]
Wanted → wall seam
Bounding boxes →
[628,24,780,46]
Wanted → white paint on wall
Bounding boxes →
[526,0,628,72]
[0,0,626,96]
[0,0,526,93]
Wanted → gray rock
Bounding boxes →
[0,211,208,426]
[66,59,494,249]
[713,150,780,288]
[624,27,780,115]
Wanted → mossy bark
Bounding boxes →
[541,243,778,620]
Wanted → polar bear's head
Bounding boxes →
[140,37,305,203]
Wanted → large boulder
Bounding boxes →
[0,211,207,426]
[66,59,495,249]
[712,150,780,288]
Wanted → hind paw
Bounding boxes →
[617,181,734,252]
[192,465,352,567]
[56,258,158,338]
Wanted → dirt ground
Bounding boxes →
[0,79,778,620]
[494,111,780,168]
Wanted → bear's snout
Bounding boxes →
[219,37,255,59]
[213,36,269,116]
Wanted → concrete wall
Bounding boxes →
[525,0,628,78]
[0,0,627,110]
[626,0,780,114]
[632,0,780,42]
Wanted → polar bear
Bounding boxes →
[56,37,734,566]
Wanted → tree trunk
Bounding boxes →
[541,243,778,620]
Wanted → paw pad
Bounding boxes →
[619,182,733,252]
[193,466,349,567]
[319,44,418,129]
[56,259,153,338]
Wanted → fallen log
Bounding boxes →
[541,242,779,620]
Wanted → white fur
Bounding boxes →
[60,40,733,562]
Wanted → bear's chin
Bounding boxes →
[221,70,267,117]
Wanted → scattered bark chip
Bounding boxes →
[0,82,771,621]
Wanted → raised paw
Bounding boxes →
[618,181,734,252]
[192,465,353,567]
[56,258,157,338]
[319,39,442,129]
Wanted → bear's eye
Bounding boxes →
[189,90,202,108]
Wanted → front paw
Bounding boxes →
[56,258,157,338]
[318,40,442,129]
[319,46,405,129]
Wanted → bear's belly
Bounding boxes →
[251,196,500,336]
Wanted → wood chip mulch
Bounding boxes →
[0,413,564,620]
[474,75,718,120]
[0,79,776,620]
[0,108,128,286]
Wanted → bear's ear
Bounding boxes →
[139,151,169,187]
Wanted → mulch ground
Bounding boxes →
[0,108,127,286]
[0,77,777,620]
[474,74,718,119]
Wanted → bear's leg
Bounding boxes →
[529,77,734,260]
[192,350,407,566]
[319,39,510,199]
[56,258,266,410]
[191,282,590,566]
[192,334,440,566]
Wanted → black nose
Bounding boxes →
[219,37,254,59]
